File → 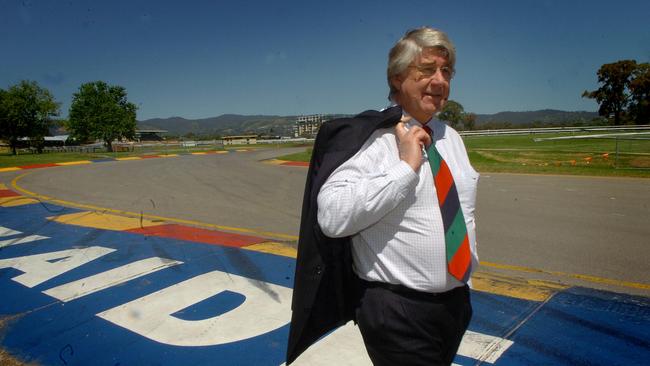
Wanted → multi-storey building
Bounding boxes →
[293,114,326,138]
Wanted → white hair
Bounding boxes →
[387,27,456,100]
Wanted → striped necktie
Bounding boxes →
[423,124,472,282]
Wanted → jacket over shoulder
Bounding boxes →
[286,106,402,364]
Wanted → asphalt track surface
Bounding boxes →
[9,147,650,294]
[1,147,649,365]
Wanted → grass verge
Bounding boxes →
[0,147,224,168]
[0,143,316,169]
[275,133,650,178]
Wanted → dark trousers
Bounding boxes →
[355,280,472,366]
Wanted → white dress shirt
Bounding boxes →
[317,117,479,293]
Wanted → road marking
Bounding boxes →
[0,196,40,207]
[56,160,92,166]
[127,224,268,247]
[44,257,183,302]
[281,161,309,167]
[459,330,514,363]
[0,246,115,287]
[481,261,650,291]
[97,269,292,346]
[264,159,287,165]
[288,322,513,365]
[472,271,568,301]
[0,235,48,248]
[48,211,166,231]
[19,163,58,169]
[0,225,22,237]
[0,183,39,206]
[244,242,297,257]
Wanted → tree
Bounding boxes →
[462,112,476,131]
[628,63,650,124]
[582,60,637,125]
[68,81,137,152]
[438,100,465,129]
[0,80,59,154]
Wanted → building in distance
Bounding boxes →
[293,114,327,138]
[223,135,258,145]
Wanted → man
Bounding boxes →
[287,27,479,366]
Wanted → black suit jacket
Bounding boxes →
[286,106,403,364]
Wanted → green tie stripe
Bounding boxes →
[427,144,442,176]
[445,210,468,262]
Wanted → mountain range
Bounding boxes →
[137,109,601,137]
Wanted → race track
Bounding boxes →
[1,147,649,365]
[10,147,650,293]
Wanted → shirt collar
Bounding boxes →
[403,114,447,140]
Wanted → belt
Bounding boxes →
[359,278,467,301]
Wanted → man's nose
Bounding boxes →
[429,69,447,83]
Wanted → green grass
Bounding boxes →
[276,148,312,163]
[275,132,650,178]
[2,136,648,177]
[0,146,221,168]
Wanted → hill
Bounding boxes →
[475,109,600,127]
[138,110,600,137]
[137,115,296,136]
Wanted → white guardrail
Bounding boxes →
[459,124,650,137]
[266,125,650,141]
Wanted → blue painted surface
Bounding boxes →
[497,287,650,366]
[1,202,649,365]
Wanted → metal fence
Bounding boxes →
[613,137,650,170]
[35,140,225,155]
[460,124,650,137]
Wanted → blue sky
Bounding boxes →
[2,0,649,120]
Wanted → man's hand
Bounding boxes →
[395,118,432,172]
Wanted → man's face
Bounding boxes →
[391,47,452,123]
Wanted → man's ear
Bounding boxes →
[390,75,403,93]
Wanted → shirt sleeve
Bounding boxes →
[317,135,420,238]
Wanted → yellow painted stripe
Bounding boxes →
[0,167,21,172]
[48,211,166,231]
[55,160,92,166]
[115,157,142,161]
[0,196,39,207]
[235,149,249,152]
[471,271,567,302]
[264,159,286,166]
[481,261,650,291]
[191,152,207,155]
[244,242,297,258]
[158,154,179,158]
[214,151,228,154]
